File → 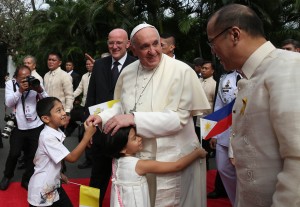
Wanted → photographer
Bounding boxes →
[0,65,48,191]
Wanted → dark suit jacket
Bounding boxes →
[70,71,81,91]
[85,54,136,146]
[85,54,137,109]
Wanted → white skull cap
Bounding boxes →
[130,23,155,40]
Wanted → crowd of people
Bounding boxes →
[0,3,300,207]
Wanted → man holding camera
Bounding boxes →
[0,65,48,191]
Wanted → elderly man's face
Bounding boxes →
[23,58,36,71]
[207,16,235,71]
[131,28,162,70]
[107,29,130,61]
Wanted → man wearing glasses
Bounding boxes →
[207,4,300,207]
[85,28,136,206]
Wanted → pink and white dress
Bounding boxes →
[111,156,150,207]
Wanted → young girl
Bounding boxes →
[27,97,96,207]
[105,126,207,207]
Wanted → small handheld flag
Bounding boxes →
[79,185,100,207]
[69,181,100,207]
[88,100,120,115]
[200,99,235,140]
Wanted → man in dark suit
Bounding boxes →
[65,60,81,91]
[85,28,136,206]
[65,60,81,137]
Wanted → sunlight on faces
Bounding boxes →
[107,29,130,61]
[131,27,162,70]
[122,128,143,155]
[47,54,61,71]
[42,100,67,130]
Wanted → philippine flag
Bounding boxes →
[200,99,235,140]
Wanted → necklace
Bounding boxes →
[129,63,158,113]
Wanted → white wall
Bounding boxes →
[7,55,16,79]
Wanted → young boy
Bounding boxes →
[27,97,96,207]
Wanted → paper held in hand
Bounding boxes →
[88,100,120,115]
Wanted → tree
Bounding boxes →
[4,0,300,77]
[0,0,30,56]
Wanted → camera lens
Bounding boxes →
[30,79,40,87]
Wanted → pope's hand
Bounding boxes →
[104,114,135,135]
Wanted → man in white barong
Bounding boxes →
[86,23,210,207]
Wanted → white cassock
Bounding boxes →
[100,54,210,207]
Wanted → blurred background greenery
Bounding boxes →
[0,0,299,84]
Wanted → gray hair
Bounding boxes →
[23,55,37,64]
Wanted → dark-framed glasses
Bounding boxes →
[207,26,232,48]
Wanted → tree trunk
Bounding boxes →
[31,0,36,11]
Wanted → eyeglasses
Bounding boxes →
[207,26,232,48]
[107,41,125,47]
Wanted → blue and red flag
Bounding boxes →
[200,99,235,140]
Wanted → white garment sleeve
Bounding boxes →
[133,109,184,138]
[37,84,49,99]
[73,78,84,98]
[99,102,124,128]
[5,80,22,108]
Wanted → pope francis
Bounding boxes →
[86,23,210,207]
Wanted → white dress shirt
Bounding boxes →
[5,79,48,130]
[28,125,70,206]
[73,72,91,106]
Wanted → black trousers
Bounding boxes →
[65,105,85,137]
[89,130,112,207]
[29,187,73,207]
[213,171,227,195]
[3,124,44,183]
[71,106,93,163]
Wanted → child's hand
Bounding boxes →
[84,121,97,137]
[60,173,69,184]
[195,147,208,158]
[230,158,236,166]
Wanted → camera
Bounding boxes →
[25,76,40,88]
[2,113,16,139]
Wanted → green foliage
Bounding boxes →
[1,0,300,75]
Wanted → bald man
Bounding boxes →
[85,28,136,206]
[207,4,300,207]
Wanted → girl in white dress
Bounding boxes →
[105,126,207,207]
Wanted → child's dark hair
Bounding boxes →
[104,126,132,159]
[37,97,61,119]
